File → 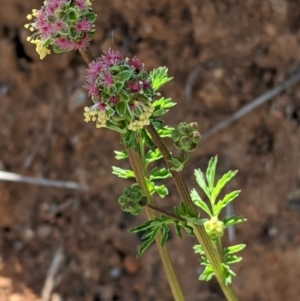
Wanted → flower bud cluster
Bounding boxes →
[118,184,146,215]
[171,122,201,152]
[204,216,224,239]
[25,0,96,59]
[83,49,155,132]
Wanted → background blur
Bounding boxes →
[1,0,300,300]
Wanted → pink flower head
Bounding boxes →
[53,19,66,32]
[75,19,91,32]
[74,0,87,10]
[109,96,119,105]
[87,85,99,97]
[97,102,106,111]
[72,33,90,50]
[101,71,113,87]
[54,37,73,50]
[101,48,123,66]
[127,81,141,93]
[35,10,46,27]
[46,0,63,15]
[128,57,143,72]
[39,22,55,39]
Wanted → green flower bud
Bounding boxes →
[189,122,198,130]
[192,131,201,143]
[180,136,193,148]
[177,122,193,135]
[171,129,181,142]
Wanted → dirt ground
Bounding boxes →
[1,0,300,300]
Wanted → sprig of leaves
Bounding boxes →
[191,156,246,284]
[194,243,246,284]
[150,67,173,91]
[190,156,241,218]
[130,210,196,257]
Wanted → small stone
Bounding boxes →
[110,267,121,279]
[123,256,139,274]
[268,227,278,237]
[23,228,35,241]
[36,224,52,239]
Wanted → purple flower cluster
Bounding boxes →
[83,49,155,131]
[25,0,96,59]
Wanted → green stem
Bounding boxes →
[79,49,185,301]
[126,147,185,301]
[146,123,239,301]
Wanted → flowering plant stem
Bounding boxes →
[79,49,185,301]
[146,124,239,301]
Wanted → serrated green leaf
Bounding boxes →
[114,150,128,160]
[199,265,214,281]
[157,126,174,138]
[150,67,173,91]
[224,244,246,255]
[190,189,212,216]
[194,169,210,199]
[112,166,135,178]
[137,226,160,257]
[206,156,217,193]
[160,224,169,247]
[211,170,238,201]
[129,220,153,233]
[224,255,242,265]
[149,167,171,180]
[145,148,162,164]
[213,190,241,216]
[153,184,168,198]
[174,221,182,238]
[182,224,194,236]
[223,215,246,228]
[193,245,205,255]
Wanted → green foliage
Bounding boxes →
[145,149,163,163]
[191,156,241,217]
[150,67,173,91]
[168,157,185,172]
[149,167,171,180]
[130,209,196,257]
[191,156,246,284]
[112,166,135,179]
[148,181,169,198]
[157,126,174,138]
[129,216,173,257]
[120,131,139,151]
[152,97,176,117]
[114,150,128,160]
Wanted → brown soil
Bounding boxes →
[1,0,300,300]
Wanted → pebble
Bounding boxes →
[110,267,121,279]
[123,256,139,274]
[36,224,52,239]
